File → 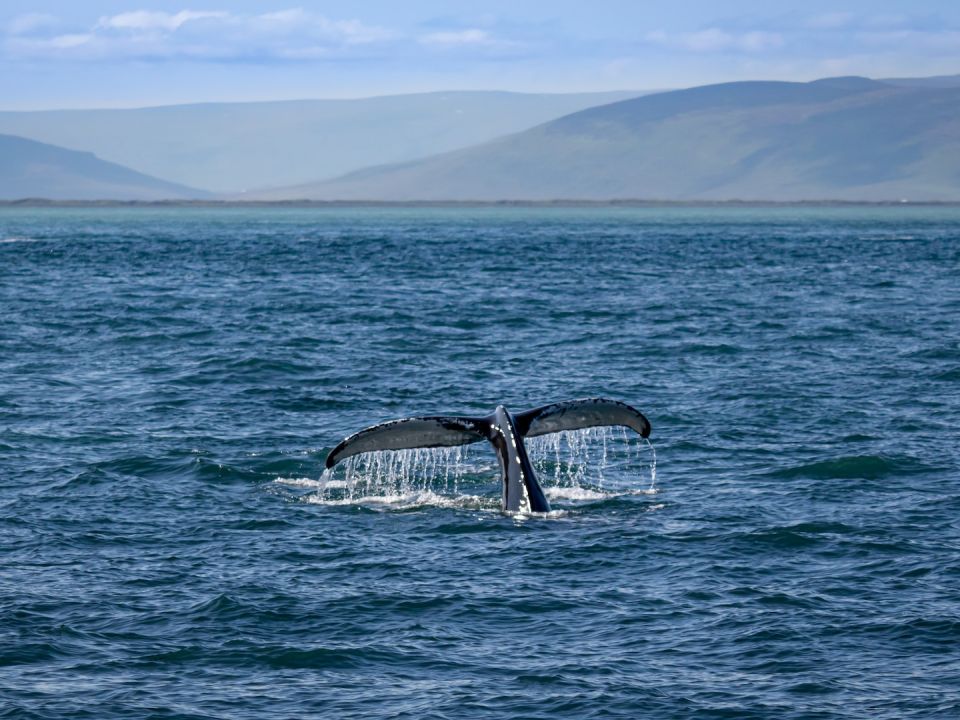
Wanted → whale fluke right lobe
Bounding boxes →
[515,398,651,439]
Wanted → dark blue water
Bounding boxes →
[2,206,959,719]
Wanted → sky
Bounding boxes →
[2,1,960,109]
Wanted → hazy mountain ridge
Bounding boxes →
[3,77,959,202]
[0,134,207,201]
[0,91,643,194]
[254,77,960,202]
[881,74,960,88]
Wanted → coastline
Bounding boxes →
[1,198,958,208]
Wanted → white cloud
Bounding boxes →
[416,27,526,56]
[805,12,920,32]
[862,14,912,30]
[252,9,394,45]
[645,28,783,53]
[3,7,395,61]
[48,34,94,49]
[806,13,855,30]
[96,10,227,32]
[257,9,307,25]
[419,29,494,47]
[7,13,59,36]
[855,29,960,50]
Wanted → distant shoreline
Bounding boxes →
[1,199,959,208]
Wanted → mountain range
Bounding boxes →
[1,77,959,202]
[253,77,960,202]
[0,91,639,194]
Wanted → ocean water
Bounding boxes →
[1,206,958,719]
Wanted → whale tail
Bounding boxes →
[324,398,650,470]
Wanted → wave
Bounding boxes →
[305,489,500,512]
[768,454,932,480]
[0,236,40,243]
[273,476,327,489]
[734,522,860,550]
[933,367,960,381]
[142,641,418,671]
[0,641,68,666]
[295,484,662,518]
[905,343,959,361]
[63,454,281,488]
[285,481,658,517]
[544,485,608,501]
[674,341,743,355]
[544,485,657,502]
[835,616,960,647]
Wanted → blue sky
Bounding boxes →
[2,1,959,109]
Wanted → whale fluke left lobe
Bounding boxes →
[325,416,487,469]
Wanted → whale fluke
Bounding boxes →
[325,416,487,469]
[324,398,651,513]
[515,398,651,439]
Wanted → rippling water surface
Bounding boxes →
[2,206,959,718]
